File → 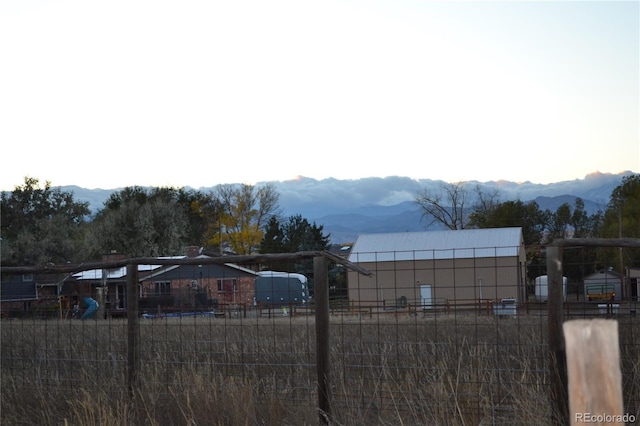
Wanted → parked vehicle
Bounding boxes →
[255,271,308,306]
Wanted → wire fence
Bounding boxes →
[1,244,639,425]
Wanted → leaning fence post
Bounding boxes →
[547,244,568,424]
[127,263,140,396]
[314,255,331,424]
[563,320,624,425]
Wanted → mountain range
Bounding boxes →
[60,171,635,244]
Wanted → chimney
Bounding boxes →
[185,246,201,258]
[102,250,126,262]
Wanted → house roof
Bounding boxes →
[72,263,166,280]
[143,260,259,281]
[348,227,524,262]
[584,269,622,280]
[70,255,258,281]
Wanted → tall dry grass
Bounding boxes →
[1,313,638,425]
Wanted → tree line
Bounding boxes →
[2,175,639,282]
[1,177,330,267]
[415,174,640,281]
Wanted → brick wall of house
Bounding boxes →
[140,276,256,308]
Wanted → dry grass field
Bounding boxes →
[1,313,638,425]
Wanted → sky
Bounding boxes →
[1,0,638,191]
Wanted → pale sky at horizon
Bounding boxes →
[1,0,638,191]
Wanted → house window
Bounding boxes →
[217,279,237,293]
[154,281,171,296]
[22,274,33,282]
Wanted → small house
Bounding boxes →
[64,254,259,315]
[139,257,258,310]
[583,269,623,301]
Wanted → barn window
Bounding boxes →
[154,281,171,295]
[217,279,236,293]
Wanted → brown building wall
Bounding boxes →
[348,254,525,306]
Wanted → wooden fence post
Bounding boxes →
[127,263,140,396]
[314,255,331,424]
[563,320,624,425]
[547,245,568,424]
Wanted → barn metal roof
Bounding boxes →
[348,227,523,262]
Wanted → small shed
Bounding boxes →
[347,227,527,307]
[583,269,623,301]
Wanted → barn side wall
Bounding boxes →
[348,254,524,306]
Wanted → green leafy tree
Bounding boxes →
[86,186,190,258]
[1,177,90,266]
[547,202,572,241]
[469,199,546,246]
[468,199,547,282]
[546,198,602,242]
[469,185,502,228]
[175,188,220,249]
[570,198,602,238]
[599,174,640,239]
[596,174,640,270]
[544,199,603,287]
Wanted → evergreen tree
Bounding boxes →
[260,216,286,253]
[259,214,331,281]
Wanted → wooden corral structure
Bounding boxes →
[564,319,625,426]
[547,238,640,426]
[2,250,370,425]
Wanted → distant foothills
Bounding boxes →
[58,171,636,244]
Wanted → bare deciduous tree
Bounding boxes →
[415,182,470,230]
[468,184,502,228]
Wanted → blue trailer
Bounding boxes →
[255,271,308,305]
